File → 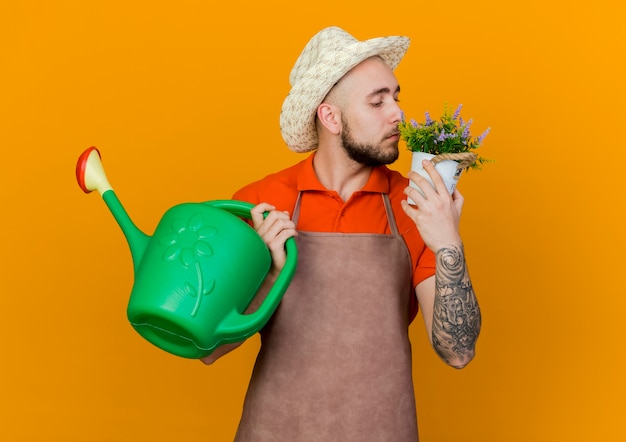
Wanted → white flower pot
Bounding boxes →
[408,152,463,203]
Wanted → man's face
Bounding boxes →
[336,57,403,167]
[340,114,400,167]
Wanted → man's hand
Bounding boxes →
[401,159,463,252]
[250,202,297,273]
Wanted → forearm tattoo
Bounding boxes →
[432,244,481,366]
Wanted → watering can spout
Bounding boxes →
[76,147,150,271]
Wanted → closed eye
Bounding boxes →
[371,97,400,107]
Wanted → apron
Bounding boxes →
[235,193,418,441]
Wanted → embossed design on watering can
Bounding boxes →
[158,212,218,317]
[76,147,297,359]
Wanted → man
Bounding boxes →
[203,26,481,441]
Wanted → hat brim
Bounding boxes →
[280,35,410,153]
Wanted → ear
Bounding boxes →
[316,103,341,135]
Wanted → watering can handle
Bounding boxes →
[203,199,298,340]
[204,199,261,220]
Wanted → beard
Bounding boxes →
[340,116,399,167]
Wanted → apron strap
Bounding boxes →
[292,192,303,226]
[381,193,400,236]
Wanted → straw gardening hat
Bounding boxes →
[280,26,410,153]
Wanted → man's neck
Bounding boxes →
[312,148,373,202]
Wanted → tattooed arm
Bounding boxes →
[401,160,482,368]
[416,245,481,368]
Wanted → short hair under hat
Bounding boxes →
[279,27,410,153]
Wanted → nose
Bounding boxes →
[390,101,403,124]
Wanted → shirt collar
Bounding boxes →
[297,152,390,194]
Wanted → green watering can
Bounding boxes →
[76,147,297,359]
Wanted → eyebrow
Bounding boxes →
[366,85,401,98]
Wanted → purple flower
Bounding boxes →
[452,104,463,120]
[400,110,405,122]
[410,119,418,127]
[462,126,470,140]
[462,118,473,139]
[425,111,433,126]
[476,127,491,144]
[437,129,447,142]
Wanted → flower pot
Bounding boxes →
[409,152,462,197]
[408,151,474,203]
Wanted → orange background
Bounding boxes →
[1,1,625,441]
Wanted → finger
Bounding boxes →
[265,227,297,272]
[400,198,418,217]
[451,189,464,215]
[258,214,295,242]
[264,221,297,272]
[451,188,464,200]
[421,160,447,194]
[406,171,432,200]
[250,202,276,229]
[404,184,425,207]
[269,226,297,251]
